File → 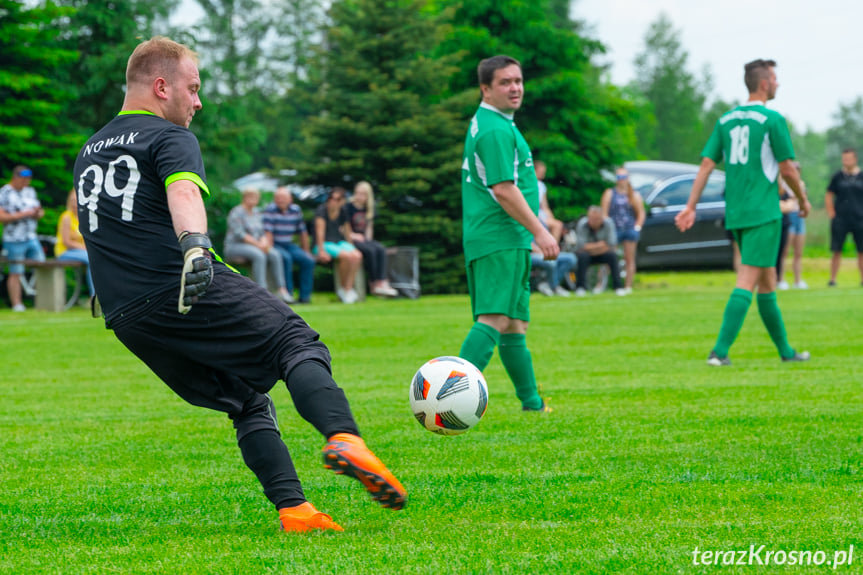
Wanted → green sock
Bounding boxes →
[713,288,753,358]
[757,291,795,358]
[459,322,500,372]
[498,333,542,410]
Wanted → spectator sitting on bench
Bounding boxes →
[346,181,398,297]
[55,189,95,298]
[314,187,363,304]
[531,241,576,297]
[263,186,315,304]
[0,165,45,312]
[574,206,626,297]
[224,188,293,303]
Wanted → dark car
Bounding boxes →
[622,160,701,196]
[622,161,733,270]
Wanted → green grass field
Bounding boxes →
[2,260,862,574]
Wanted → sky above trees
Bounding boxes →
[576,0,862,133]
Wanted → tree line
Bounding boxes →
[2,1,859,292]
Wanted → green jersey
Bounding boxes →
[702,102,795,229]
[461,103,538,263]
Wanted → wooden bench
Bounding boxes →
[0,258,85,312]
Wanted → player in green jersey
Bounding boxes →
[458,55,559,411]
[675,59,812,366]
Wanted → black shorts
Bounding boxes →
[113,266,331,438]
[830,217,863,253]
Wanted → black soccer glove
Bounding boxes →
[178,231,214,314]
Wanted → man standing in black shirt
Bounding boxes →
[826,148,863,286]
[72,37,406,533]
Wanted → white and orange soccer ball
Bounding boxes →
[409,356,489,435]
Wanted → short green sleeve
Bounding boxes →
[475,128,516,187]
[701,121,724,163]
[769,116,795,163]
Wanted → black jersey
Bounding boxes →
[827,170,863,222]
[72,112,209,325]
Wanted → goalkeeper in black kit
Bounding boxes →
[72,36,406,532]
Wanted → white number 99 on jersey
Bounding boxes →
[77,154,141,233]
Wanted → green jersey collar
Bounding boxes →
[480,101,515,120]
[118,110,157,116]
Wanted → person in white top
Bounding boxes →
[0,166,45,311]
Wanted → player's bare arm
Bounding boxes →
[675,157,716,232]
[167,179,208,235]
[492,181,559,259]
[779,160,810,217]
[168,179,213,313]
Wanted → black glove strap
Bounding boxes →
[178,231,213,252]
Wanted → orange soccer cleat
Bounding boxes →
[322,433,407,510]
[278,502,344,533]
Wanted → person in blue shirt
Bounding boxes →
[263,186,316,303]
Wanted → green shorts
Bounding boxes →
[466,249,531,322]
[731,219,782,268]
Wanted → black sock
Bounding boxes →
[238,429,305,510]
[286,360,360,438]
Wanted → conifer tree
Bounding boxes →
[53,0,173,136]
[280,0,469,293]
[632,13,709,164]
[433,0,638,215]
[0,0,79,202]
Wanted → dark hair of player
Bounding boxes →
[477,55,521,87]
[743,59,777,93]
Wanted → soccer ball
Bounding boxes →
[409,356,489,435]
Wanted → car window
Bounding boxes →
[629,172,661,195]
[653,179,693,207]
[700,177,725,204]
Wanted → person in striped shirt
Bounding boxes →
[263,186,316,304]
